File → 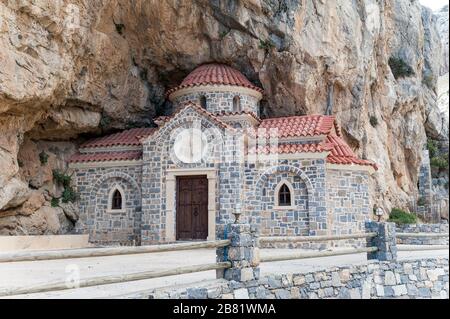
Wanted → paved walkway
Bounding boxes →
[0,248,448,299]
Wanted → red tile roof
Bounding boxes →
[153,102,234,132]
[80,128,157,149]
[69,151,142,163]
[248,142,334,155]
[167,63,263,96]
[258,115,337,138]
[216,110,261,123]
[326,134,378,170]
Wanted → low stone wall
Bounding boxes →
[396,223,449,245]
[133,258,449,299]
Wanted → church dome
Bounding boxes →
[167,63,263,98]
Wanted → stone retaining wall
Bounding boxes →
[134,258,449,299]
[396,223,449,245]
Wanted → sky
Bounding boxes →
[419,0,449,11]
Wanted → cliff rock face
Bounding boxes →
[436,5,449,118]
[436,5,449,76]
[0,0,448,234]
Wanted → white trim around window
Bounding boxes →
[273,179,297,210]
[106,184,126,213]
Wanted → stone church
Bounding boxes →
[69,63,377,246]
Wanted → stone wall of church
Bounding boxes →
[236,159,329,247]
[141,107,226,244]
[258,171,309,237]
[173,90,260,115]
[73,165,142,246]
[326,168,371,248]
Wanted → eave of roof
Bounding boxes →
[68,151,142,163]
[79,128,157,149]
[257,114,337,138]
[166,63,264,97]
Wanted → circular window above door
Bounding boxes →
[173,128,208,164]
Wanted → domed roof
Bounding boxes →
[167,63,263,97]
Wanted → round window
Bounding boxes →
[173,128,208,163]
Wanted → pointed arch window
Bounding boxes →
[199,95,207,109]
[278,184,291,206]
[108,186,125,212]
[274,180,296,209]
[233,96,241,112]
[112,190,122,210]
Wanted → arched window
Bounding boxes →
[112,190,122,210]
[233,96,241,112]
[274,180,295,209]
[199,95,207,109]
[108,186,125,212]
[278,184,291,206]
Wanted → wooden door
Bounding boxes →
[176,176,208,240]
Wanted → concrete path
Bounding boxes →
[0,248,447,299]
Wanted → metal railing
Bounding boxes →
[258,232,378,263]
[397,245,449,251]
[260,247,377,263]
[0,262,230,297]
[259,232,377,244]
[0,240,231,297]
[0,240,230,263]
[396,232,449,238]
[396,232,449,252]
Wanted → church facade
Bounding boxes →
[69,63,377,246]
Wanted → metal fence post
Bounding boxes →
[365,221,398,261]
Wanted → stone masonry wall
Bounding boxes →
[259,172,309,237]
[244,159,328,240]
[326,169,371,248]
[396,223,449,245]
[74,165,142,245]
[141,106,224,244]
[173,90,260,115]
[131,258,449,299]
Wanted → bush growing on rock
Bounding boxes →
[39,151,49,165]
[52,170,77,204]
[370,116,378,127]
[388,57,415,79]
[388,208,417,225]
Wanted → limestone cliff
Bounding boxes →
[0,0,448,235]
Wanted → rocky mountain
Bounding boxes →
[436,5,449,117]
[436,5,449,76]
[0,0,448,235]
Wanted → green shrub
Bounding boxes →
[39,151,49,165]
[388,208,417,225]
[417,197,426,206]
[369,116,378,127]
[259,39,275,51]
[219,30,230,39]
[53,170,77,204]
[430,155,449,170]
[388,57,415,79]
[427,138,438,158]
[53,170,72,188]
[51,197,60,208]
[61,187,77,204]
